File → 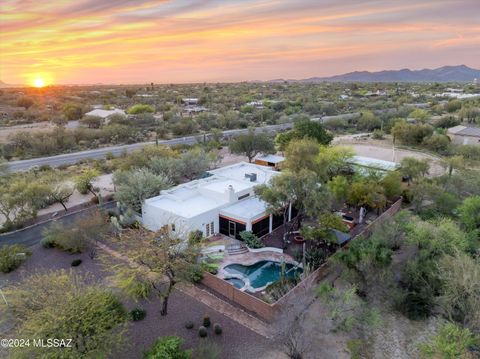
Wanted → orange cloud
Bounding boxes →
[1,0,479,84]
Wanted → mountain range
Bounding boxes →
[270,65,480,83]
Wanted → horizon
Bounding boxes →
[1,0,480,86]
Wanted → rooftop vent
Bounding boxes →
[244,173,257,182]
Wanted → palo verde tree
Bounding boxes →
[229,129,275,162]
[107,228,201,316]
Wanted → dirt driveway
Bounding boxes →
[334,136,445,177]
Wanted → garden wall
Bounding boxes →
[201,272,276,322]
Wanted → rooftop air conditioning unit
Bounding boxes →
[244,173,257,182]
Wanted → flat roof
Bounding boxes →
[202,179,251,194]
[208,162,278,184]
[147,193,227,218]
[255,154,285,164]
[85,108,125,118]
[220,197,267,221]
[350,156,399,171]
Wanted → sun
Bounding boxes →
[33,78,45,88]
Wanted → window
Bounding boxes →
[238,193,250,200]
[206,223,210,237]
[210,222,214,235]
[171,224,176,232]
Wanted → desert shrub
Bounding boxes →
[0,244,31,273]
[419,323,479,359]
[239,231,264,248]
[198,326,208,338]
[71,259,82,267]
[213,323,222,335]
[144,336,191,359]
[188,230,204,245]
[184,321,194,329]
[43,224,88,253]
[40,235,55,248]
[203,315,211,327]
[184,264,203,283]
[130,308,146,321]
[372,129,384,139]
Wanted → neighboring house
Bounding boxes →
[254,154,285,170]
[246,101,264,109]
[142,162,293,240]
[447,125,480,146]
[84,108,126,124]
[348,156,399,176]
[182,98,199,105]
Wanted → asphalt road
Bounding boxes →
[6,123,293,172]
[0,202,116,247]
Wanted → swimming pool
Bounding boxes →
[223,260,302,291]
[225,278,246,289]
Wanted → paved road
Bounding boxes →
[6,123,293,172]
[0,202,116,247]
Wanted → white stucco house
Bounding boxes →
[84,108,126,124]
[142,162,294,240]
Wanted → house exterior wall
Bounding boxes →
[448,133,480,146]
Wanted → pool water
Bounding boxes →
[224,260,302,290]
[225,278,245,289]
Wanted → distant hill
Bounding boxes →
[0,80,21,88]
[272,65,480,83]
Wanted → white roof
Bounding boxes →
[350,156,399,171]
[146,192,226,218]
[144,162,279,219]
[220,197,267,221]
[85,108,125,118]
[255,154,285,164]
[208,162,277,184]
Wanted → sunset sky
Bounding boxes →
[1,0,479,85]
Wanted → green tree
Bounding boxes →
[4,270,128,359]
[357,110,381,131]
[144,336,191,359]
[400,157,430,184]
[283,138,319,173]
[441,155,465,176]
[108,229,201,316]
[229,129,275,162]
[457,196,480,231]
[63,103,84,121]
[0,244,31,273]
[255,169,332,232]
[419,323,479,359]
[113,169,171,212]
[75,169,99,196]
[327,175,349,204]
[128,104,155,114]
[80,115,103,128]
